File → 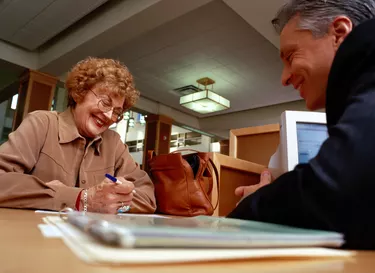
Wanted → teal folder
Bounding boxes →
[65,211,344,249]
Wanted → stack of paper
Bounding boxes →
[41,212,353,265]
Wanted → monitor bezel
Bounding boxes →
[280,111,327,172]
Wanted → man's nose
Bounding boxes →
[281,67,292,86]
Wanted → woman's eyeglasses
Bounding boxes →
[89,89,124,123]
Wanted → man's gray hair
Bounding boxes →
[272,0,375,37]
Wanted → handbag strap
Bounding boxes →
[149,149,220,212]
[148,150,156,161]
[170,148,201,154]
[208,157,220,211]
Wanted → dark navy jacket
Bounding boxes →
[227,18,375,250]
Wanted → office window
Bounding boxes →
[170,125,214,153]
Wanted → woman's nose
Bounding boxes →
[103,109,114,120]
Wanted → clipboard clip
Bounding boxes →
[59,207,74,220]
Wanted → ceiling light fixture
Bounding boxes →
[179,77,230,114]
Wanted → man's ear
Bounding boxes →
[329,16,353,50]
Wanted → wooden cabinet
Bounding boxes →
[229,124,280,166]
[13,70,57,131]
[210,153,267,217]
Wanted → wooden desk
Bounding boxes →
[1,208,374,273]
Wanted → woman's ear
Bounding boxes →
[329,16,353,50]
[71,91,84,105]
[71,93,79,104]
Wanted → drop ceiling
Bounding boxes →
[0,0,109,50]
[0,0,302,120]
[102,0,299,118]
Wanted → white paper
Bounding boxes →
[38,224,63,238]
[43,216,353,265]
[35,210,64,215]
[36,210,168,218]
[116,213,168,218]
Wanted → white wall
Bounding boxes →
[135,96,200,130]
[199,100,310,138]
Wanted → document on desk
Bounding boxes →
[36,209,168,218]
[43,214,352,265]
[35,210,62,214]
[38,224,63,238]
[61,211,345,249]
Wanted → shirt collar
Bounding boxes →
[58,108,103,154]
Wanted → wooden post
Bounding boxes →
[142,114,173,172]
[13,70,58,131]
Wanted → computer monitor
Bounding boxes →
[268,110,328,178]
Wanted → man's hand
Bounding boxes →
[82,177,135,214]
[234,170,272,206]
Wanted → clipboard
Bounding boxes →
[59,210,345,249]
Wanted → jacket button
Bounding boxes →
[81,180,86,184]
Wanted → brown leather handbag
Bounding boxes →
[147,149,219,217]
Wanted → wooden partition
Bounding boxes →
[210,153,267,217]
[13,69,58,131]
[142,114,173,172]
[229,124,280,166]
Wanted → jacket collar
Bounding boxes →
[326,18,375,128]
[58,108,103,154]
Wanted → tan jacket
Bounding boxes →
[0,108,156,213]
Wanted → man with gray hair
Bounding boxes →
[228,0,375,249]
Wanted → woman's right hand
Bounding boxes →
[81,177,135,214]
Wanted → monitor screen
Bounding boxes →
[296,122,328,164]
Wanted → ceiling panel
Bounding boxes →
[0,0,54,40]
[0,0,13,12]
[102,0,299,118]
[0,0,109,50]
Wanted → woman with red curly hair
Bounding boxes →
[0,57,156,214]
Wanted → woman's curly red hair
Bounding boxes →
[65,57,139,110]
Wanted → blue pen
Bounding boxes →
[105,173,122,184]
[105,173,136,193]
